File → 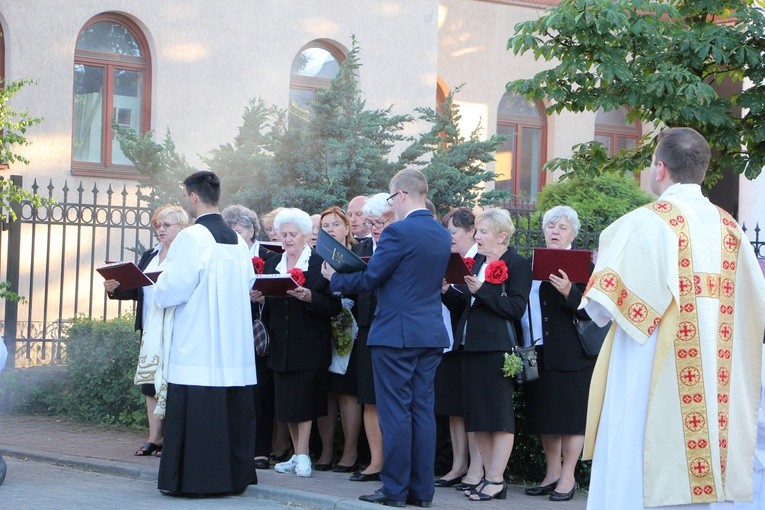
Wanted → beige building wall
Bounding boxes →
[0,0,438,193]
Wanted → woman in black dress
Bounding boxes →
[258,208,341,478]
[442,208,531,501]
[522,205,595,502]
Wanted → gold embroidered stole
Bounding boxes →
[645,200,740,503]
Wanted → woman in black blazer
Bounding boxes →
[442,208,531,501]
[521,205,596,502]
[104,205,189,457]
[257,208,341,478]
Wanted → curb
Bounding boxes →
[4,447,377,509]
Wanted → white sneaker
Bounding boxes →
[274,454,298,474]
[295,454,312,477]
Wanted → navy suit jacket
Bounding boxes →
[330,209,451,349]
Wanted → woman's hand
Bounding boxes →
[249,289,265,305]
[441,278,450,294]
[103,279,120,293]
[287,286,312,303]
[464,274,482,295]
[549,269,572,298]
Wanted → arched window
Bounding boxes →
[594,107,640,156]
[289,41,344,128]
[72,14,151,176]
[495,91,546,203]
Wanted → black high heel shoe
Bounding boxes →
[468,480,507,501]
[549,483,578,501]
[435,473,467,487]
[525,479,559,496]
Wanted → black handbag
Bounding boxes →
[253,303,269,357]
[573,315,611,358]
[503,283,539,385]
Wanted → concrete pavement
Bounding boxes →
[0,414,588,509]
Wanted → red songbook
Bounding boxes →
[252,274,299,296]
[145,271,162,283]
[532,248,593,283]
[96,262,154,290]
[444,252,471,284]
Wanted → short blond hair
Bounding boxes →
[475,208,515,246]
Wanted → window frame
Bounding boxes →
[495,93,547,206]
[71,13,151,178]
[288,40,345,128]
[594,107,641,157]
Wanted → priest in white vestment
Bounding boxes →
[154,171,258,496]
[581,128,765,510]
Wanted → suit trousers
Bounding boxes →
[371,346,442,502]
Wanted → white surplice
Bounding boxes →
[582,184,765,509]
[154,223,257,387]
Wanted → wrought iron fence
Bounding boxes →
[1,175,154,367]
[1,175,763,367]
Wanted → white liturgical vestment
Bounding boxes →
[154,222,257,387]
[582,184,765,509]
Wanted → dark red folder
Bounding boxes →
[260,241,284,253]
[444,253,471,284]
[532,248,593,283]
[96,262,154,290]
[252,274,298,296]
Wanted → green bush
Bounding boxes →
[61,316,146,427]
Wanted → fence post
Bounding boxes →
[2,175,22,369]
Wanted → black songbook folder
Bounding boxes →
[532,248,593,283]
[444,253,471,284]
[260,241,284,253]
[97,262,154,290]
[315,229,367,273]
[252,274,299,296]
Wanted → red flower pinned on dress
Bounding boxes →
[484,260,509,284]
[463,257,475,272]
[288,267,306,286]
[252,256,265,274]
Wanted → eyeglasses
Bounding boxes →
[363,219,387,229]
[156,222,179,229]
[386,190,408,205]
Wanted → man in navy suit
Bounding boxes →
[322,168,451,507]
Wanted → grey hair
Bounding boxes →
[221,204,260,241]
[542,205,581,237]
[363,192,393,217]
[274,207,313,236]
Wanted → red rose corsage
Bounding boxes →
[484,260,509,284]
[252,256,265,274]
[463,257,475,272]
[288,267,306,286]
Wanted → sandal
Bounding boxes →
[135,442,162,456]
[468,480,507,501]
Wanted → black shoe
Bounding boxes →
[135,442,162,456]
[455,481,481,492]
[524,479,559,496]
[359,489,405,507]
[253,458,270,470]
[549,484,578,502]
[468,480,507,501]
[435,474,465,487]
[332,461,360,473]
[406,495,433,507]
[269,448,292,462]
[314,462,334,471]
[350,471,381,482]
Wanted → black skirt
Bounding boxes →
[461,351,515,433]
[273,369,328,422]
[158,383,257,495]
[434,349,463,416]
[355,326,376,405]
[524,346,593,435]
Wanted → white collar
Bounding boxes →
[275,244,311,274]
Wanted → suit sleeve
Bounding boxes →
[330,226,403,295]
